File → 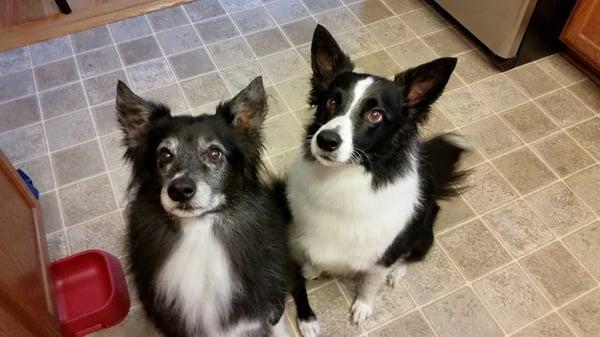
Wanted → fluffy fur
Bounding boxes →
[287,25,469,331]
[117,77,308,337]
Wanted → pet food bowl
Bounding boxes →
[51,249,130,337]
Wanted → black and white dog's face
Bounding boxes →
[306,25,457,167]
[116,77,267,218]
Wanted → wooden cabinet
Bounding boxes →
[0,150,61,337]
[561,0,600,72]
[0,0,190,52]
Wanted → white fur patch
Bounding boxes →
[311,77,374,164]
[155,216,237,336]
[288,156,421,273]
[298,319,320,337]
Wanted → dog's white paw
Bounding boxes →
[386,264,407,288]
[302,264,322,280]
[351,299,373,324]
[298,319,321,337]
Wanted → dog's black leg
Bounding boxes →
[291,268,319,337]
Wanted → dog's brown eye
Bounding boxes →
[207,148,223,162]
[365,110,384,123]
[157,148,173,167]
[326,97,336,110]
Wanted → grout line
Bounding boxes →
[142,13,195,112]
[84,25,126,222]
[28,42,71,257]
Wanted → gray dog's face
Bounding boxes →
[116,77,268,219]
[155,128,229,218]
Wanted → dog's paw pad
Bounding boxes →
[298,319,321,337]
[351,300,373,324]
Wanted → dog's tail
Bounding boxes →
[423,134,471,199]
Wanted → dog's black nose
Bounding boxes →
[316,130,341,152]
[167,177,196,202]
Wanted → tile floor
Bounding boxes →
[1,0,599,336]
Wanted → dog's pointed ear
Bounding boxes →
[116,80,169,150]
[311,25,353,88]
[394,57,457,111]
[222,76,267,133]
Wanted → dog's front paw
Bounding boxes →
[386,264,407,288]
[298,318,321,337]
[351,299,373,324]
[302,264,322,280]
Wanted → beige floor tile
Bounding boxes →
[314,6,362,35]
[276,75,311,111]
[400,8,450,36]
[564,221,600,279]
[567,117,600,161]
[568,79,600,113]
[537,54,585,86]
[439,220,512,280]
[462,163,518,214]
[500,102,559,143]
[264,113,303,155]
[292,106,314,128]
[369,311,436,337]
[461,116,522,157]
[403,244,465,304]
[532,132,594,177]
[560,289,600,337]
[366,17,415,47]
[511,313,576,337]
[437,87,493,126]
[421,105,455,138]
[335,28,382,58]
[565,165,600,214]
[423,287,504,337]
[348,0,394,25]
[287,282,362,337]
[422,28,473,57]
[387,39,436,69]
[492,147,556,194]
[507,63,560,98]
[527,182,595,235]
[535,89,594,127]
[46,231,69,261]
[457,145,485,170]
[434,195,475,233]
[67,212,126,257]
[339,278,415,330]
[520,242,596,306]
[259,49,310,83]
[471,75,528,112]
[473,263,551,333]
[354,51,402,79]
[454,49,499,84]
[381,0,425,15]
[483,201,554,258]
[221,61,273,93]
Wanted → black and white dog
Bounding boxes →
[287,25,469,334]
[117,77,313,337]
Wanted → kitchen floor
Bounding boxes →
[1,0,599,336]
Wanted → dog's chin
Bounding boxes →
[312,150,350,167]
[166,206,208,218]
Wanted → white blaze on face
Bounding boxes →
[312,77,374,164]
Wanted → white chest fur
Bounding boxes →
[155,217,237,336]
[288,157,421,273]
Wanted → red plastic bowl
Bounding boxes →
[51,250,130,337]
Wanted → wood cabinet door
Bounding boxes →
[561,0,600,71]
[0,150,61,337]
